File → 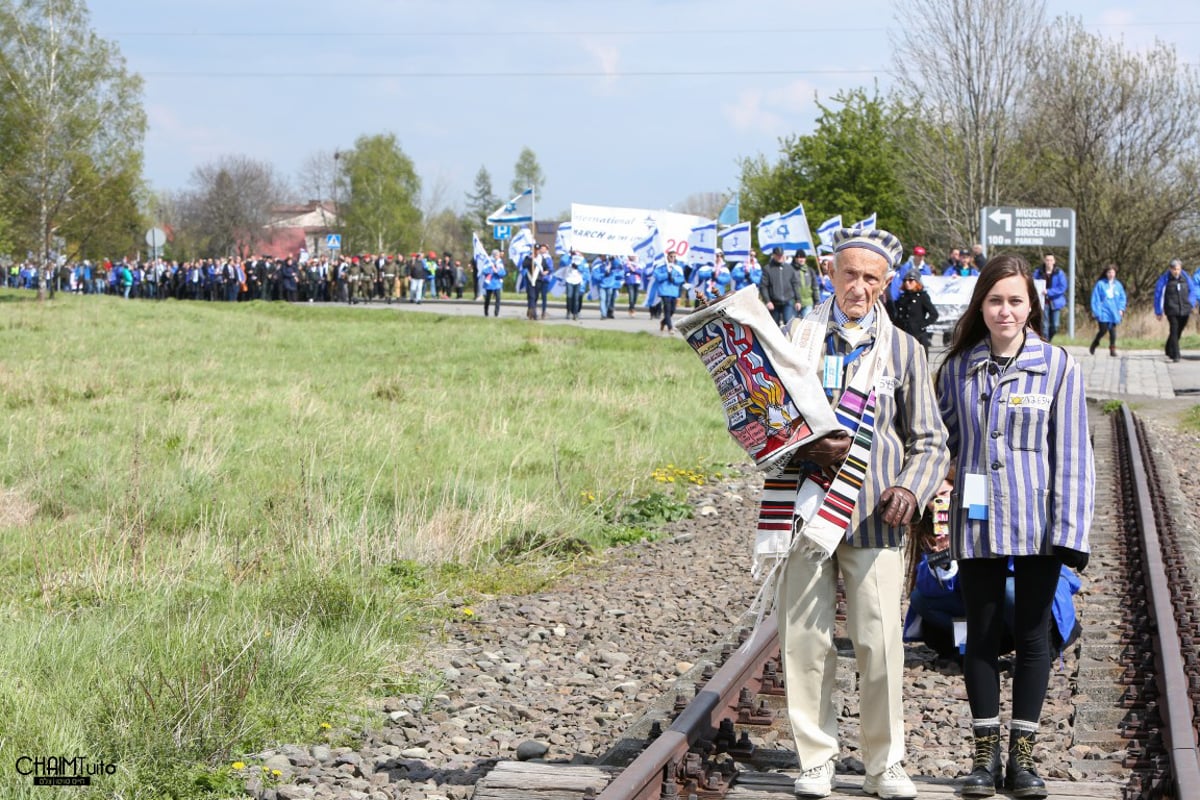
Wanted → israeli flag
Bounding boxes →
[757,212,785,250]
[780,204,815,255]
[555,222,572,256]
[473,233,493,270]
[508,226,534,267]
[687,218,717,263]
[633,226,667,273]
[816,215,842,248]
[720,221,752,261]
[852,212,877,230]
[487,188,534,225]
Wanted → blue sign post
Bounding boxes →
[326,234,342,250]
[493,225,511,241]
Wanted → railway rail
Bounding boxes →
[472,404,1200,800]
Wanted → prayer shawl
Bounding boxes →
[755,298,893,567]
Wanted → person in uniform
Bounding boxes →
[768,226,949,800]
[936,254,1094,798]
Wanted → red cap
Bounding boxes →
[913,246,926,256]
[427,251,437,258]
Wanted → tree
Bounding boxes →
[1017,18,1200,298]
[337,132,421,256]
[465,165,498,250]
[183,155,287,258]
[511,146,545,201]
[675,191,728,219]
[0,0,146,296]
[737,88,909,243]
[889,0,1045,251]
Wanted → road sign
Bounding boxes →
[145,227,166,249]
[325,234,341,250]
[982,207,1073,248]
[493,225,512,240]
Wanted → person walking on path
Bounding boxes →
[1089,264,1126,356]
[1032,255,1067,341]
[936,253,1094,799]
[1154,258,1199,362]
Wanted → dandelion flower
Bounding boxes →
[232,762,246,771]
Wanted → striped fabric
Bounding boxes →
[755,306,950,550]
[936,334,1095,558]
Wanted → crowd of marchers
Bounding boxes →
[8,239,1185,361]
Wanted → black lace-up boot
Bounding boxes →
[1005,727,1047,798]
[961,724,1002,796]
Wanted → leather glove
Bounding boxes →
[1054,546,1089,573]
[794,431,851,469]
[878,486,917,527]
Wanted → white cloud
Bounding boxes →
[720,79,815,136]
[580,38,621,93]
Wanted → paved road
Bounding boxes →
[333,295,1200,401]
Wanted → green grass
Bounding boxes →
[0,290,742,798]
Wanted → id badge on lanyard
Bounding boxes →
[822,354,844,391]
[962,472,988,520]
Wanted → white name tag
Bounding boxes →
[876,376,898,397]
[1008,393,1052,411]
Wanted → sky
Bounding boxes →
[87,1,1200,221]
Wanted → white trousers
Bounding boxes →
[776,540,906,775]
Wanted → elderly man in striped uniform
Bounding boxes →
[763,226,950,799]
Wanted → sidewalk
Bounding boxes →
[346,296,1197,400]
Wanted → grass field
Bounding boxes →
[0,290,742,798]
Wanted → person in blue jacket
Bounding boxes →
[1155,258,1200,362]
[592,255,621,319]
[653,250,686,333]
[480,252,506,317]
[1088,264,1127,356]
[904,552,1080,664]
[1033,255,1068,341]
[623,255,643,316]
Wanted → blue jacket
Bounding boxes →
[903,554,1080,649]
[481,261,506,292]
[1035,267,1068,311]
[1090,278,1127,325]
[1155,269,1200,315]
[653,261,686,298]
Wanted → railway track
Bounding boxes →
[472,404,1200,800]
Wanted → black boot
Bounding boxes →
[1005,729,1047,798]
[961,724,1002,797]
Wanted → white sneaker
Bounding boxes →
[863,762,917,799]
[793,759,835,797]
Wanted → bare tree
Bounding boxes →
[675,191,727,219]
[889,0,1045,250]
[184,155,287,258]
[297,149,340,207]
[1017,18,1200,297]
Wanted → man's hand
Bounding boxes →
[877,486,917,527]
[795,431,851,468]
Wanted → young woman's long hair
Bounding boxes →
[943,253,1043,366]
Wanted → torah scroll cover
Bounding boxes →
[676,286,837,471]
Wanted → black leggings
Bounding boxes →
[958,556,1060,723]
[1091,322,1117,349]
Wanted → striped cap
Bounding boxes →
[832,226,904,269]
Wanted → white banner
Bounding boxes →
[922,275,1045,334]
[570,203,705,257]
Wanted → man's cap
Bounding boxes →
[771,246,783,256]
[913,246,926,256]
[832,226,904,269]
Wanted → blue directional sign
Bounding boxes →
[325,234,342,250]
[493,225,511,240]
